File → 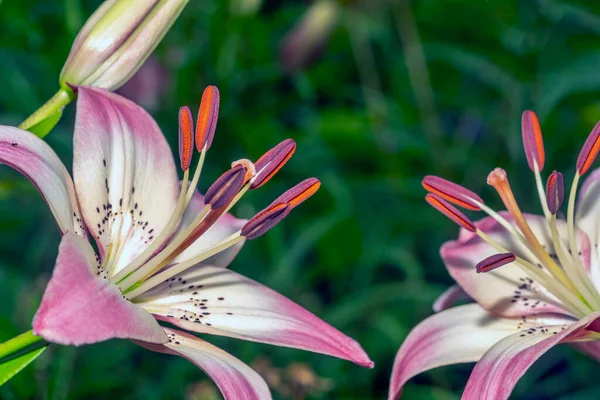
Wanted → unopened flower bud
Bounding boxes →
[279,0,339,73]
[60,0,188,91]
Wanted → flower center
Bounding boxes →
[100,87,318,301]
[423,110,600,318]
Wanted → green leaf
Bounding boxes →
[25,108,63,138]
[0,346,46,386]
[0,330,48,387]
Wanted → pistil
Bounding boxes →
[487,168,577,293]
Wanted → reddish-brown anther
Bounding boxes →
[251,139,296,189]
[204,165,246,209]
[241,203,291,239]
[196,85,220,151]
[422,175,483,211]
[268,178,320,210]
[178,106,194,171]
[577,120,600,176]
[476,253,516,273]
[545,170,564,215]
[521,110,545,172]
[425,194,476,232]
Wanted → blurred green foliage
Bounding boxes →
[1,0,600,398]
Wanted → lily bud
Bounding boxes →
[279,0,339,72]
[60,0,188,91]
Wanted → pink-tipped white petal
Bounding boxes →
[388,304,579,400]
[571,340,600,361]
[462,312,600,400]
[171,189,246,268]
[576,167,600,288]
[73,87,179,274]
[137,328,271,400]
[432,284,471,312]
[441,212,590,318]
[0,126,83,235]
[389,305,518,400]
[134,265,373,368]
[33,232,167,345]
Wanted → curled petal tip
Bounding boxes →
[422,175,483,210]
[521,110,545,171]
[251,139,297,189]
[196,85,220,151]
[425,193,476,232]
[545,170,564,215]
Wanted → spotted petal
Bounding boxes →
[388,304,578,400]
[138,328,271,400]
[73,86,179,274]
[171,189,246,268]
[441,212,590,318]
[134,265,373,367]
[462,312,600,400]
[0,125,83,235]
[33,232,167,345]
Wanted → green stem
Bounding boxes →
[0,330,47,363]
[18,88,76,133]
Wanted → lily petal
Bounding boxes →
[138,328,271,400]
[171,189,246,268]
[33,232,167,345]
[0,125,83,235]
[73,86,179,274]
[388,304,577,400]
[441,212,590,317]
[462,312,600,400]
[135,265,373,368]
[432,284,471,312]
[571,339,600,361]
[576,167,600,288]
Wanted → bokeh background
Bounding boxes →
[1,0,600,398]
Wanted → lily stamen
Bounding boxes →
[425,194,476,232]
[422,175,483,211]
[125,231,244,299]
[113,90,302,295]
[423,190,586,312]
[127,178,321,299]
[487,168,577,292]
[117,165,249,291]
[476,253,516,273]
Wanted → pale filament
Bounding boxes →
[476,230,592,317]
[117,172,257,292]
[113,146,208,286]
[489,173,577,293]
[125,232,244,299]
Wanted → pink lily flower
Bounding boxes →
[0,86,372,398]
[389,111,600,400]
